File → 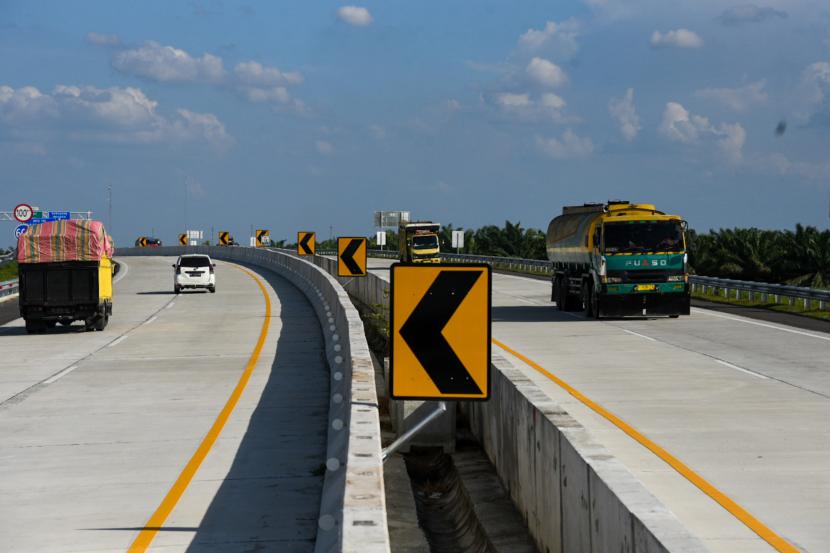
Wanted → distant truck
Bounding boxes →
[399,221,441,263]
[17,220,115,333]
[547,201,690,318]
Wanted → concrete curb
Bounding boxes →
[310,257,709,553]
[115,247,390,553]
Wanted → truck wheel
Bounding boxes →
[582,283,593,317]
[209,285,216,293]
[46,321,57,329]
[591,291,600,319]
[25,320,45,334]
[95,314,108,331]
[551,277,557,302]
[556,278,567,311]
[59,320,72,327]
[174,285,181,294]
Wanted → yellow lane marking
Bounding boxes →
[492,338,798,553]
[128,266,271,553]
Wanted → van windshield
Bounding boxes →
[604,221,684,254]
[179,257,210,267]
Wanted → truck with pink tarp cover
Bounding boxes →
[17,220,114,333]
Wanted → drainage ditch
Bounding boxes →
[353,297,538,553]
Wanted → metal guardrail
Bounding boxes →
[293,246,829,310]
[0,279,19,298]
[360,249,830,310]
[689,275,830,309]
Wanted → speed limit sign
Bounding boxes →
[14,203,33,223]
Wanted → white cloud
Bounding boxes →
[695,81,767,112]
[797,61,830,124]
[0,85,57,122]
[608,88,641,141]
[659,102,711,143]
[717,122,746,164]
[0,84,230,147]
[234,61,303,86]
[659,101,745,163]
[540,93,566,111]
[536,129,594,159]
[718,5,787,26]
[337,6,373,27]
[316,140,333,154]
[491,91,567,122]
[239,86,291,104]
[518,20,580,59]
[86,32,121,46]
[526,57,568,88]
[113,42,225,83]
[650,29,704,49]
[763,153,830,181]
[495,92,531,109]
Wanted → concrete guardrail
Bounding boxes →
[311,254,708,553]
[116,246,390,553]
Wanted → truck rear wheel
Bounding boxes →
[94,313,108,331]
[25,320,46,334]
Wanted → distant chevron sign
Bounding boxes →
[338,237,367,277]
[390,264,491,400]
[297,231,315,256]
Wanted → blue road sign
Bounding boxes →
[48,211,70,220]
[14,224,28,238]
[29,218,52,225]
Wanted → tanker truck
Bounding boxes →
[547,201,690,318]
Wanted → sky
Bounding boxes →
[2,0,830,247]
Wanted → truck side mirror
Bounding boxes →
[171,264,176,267]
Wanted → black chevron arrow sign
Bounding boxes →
[339,238,365,276]
[399,270,484,395]
[298,232,314,255]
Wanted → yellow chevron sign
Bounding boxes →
[256,229,271,247]
[297,231,315,256]
[390,263,491,401]
[178,234,188,246]
[219,231,230,246]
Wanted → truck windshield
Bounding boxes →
[604,221,684,254]
[412,235,438,249]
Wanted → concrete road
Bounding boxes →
[0,256,329,553]
[365,257,830,553]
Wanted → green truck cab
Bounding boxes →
[547,201,690,318]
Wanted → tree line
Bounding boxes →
[279,220,830,289]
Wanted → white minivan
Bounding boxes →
[173,254,216,293]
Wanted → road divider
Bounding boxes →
[310,254,717,553]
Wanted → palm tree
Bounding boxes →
[779,225,830,288]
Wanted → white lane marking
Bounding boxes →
[693,307,830,342]
[715,359,769,380]
[144,316,157,325]
[622,328,657,342]
[108,336,127,348]
[113,259,129,283]
[166,302,175,309]
[43,365,79,385]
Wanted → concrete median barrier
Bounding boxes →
[311,257,708,553]
[116,246,390,553]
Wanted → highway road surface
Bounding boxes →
[0,256,329,552]
[364,257,830,553]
